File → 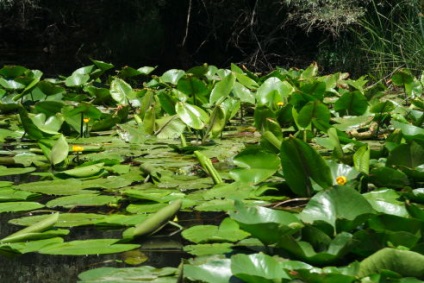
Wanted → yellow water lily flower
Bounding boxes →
[72,145,84,152]
[336,175,347,186]
[277,101,285,107]
[83,118,90,123]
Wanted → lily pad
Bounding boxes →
[182,218,250,244]
[300,186,375,231]
[78,266,177,283]
[0,201,44,213]
[39,239,140,255]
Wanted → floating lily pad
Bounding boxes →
[0,201,44,213]
[78,266,178,283]
[46,194,120,208]
[39,239,140,255]
[0,166,36,176]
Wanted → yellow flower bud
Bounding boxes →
[336,176,347,186]
[83,118,90,123]
[277,101,285,107]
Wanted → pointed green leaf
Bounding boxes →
[280,137,333,196]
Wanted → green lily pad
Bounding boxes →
[300,186,375,231]
[78,266,177,283]
[0,166,36,176]
[231,252,290,282]
[0,201,44,213]
[182,218,250,244]
[0,237,64,255]
[363,189,408,217]
[229,200,302,245]
[39,239,140,255]
[9,213,106,228]
[183,257,232,283]
[184,243,234,256]
[0,188,40,202]
[46,194,120,208]
[229,147,280,184]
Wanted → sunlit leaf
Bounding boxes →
[175,101,209,130]
[358,248,424,278]
[184,257,232,283]
[0,201,44,213]
[39,239,140,255]
[230,147,280,184]
[231,252,290,282]
[300,186,375,230]
[229,200,302,245]
[110,77,133,105]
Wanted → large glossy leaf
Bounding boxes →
[229,147,280,184]
[353,144,370,174]
[160,69,185,85]
[358,248,424,278]
[367,214,422,248]
[300,186,375,230]
[334,91,368,115]
[229,200,302,245]
[256,77,293,108]
[392,121,424,138]
[277,232,353,265]
[38,239,139,255]
[50,134,69,165]
[78,266,177,283]
[175,101,209,129]
[210,72,235,104]
[386,141,424,169]
[368,167,410,188]
[363,189,408,217]
[183,257,232,283]
[231,252,290,282]
[297,100,330,128]
[65,72,90,87]
[110,77,133,105]
[280,137,333,196]
[233,81,255,104]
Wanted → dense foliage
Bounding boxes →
[1,61,424,282]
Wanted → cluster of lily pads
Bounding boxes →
[1,60,424,282]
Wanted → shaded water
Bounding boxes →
[0,212,187,283]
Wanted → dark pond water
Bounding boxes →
[0,212,187,283]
